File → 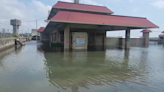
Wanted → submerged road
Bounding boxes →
[0,41,164,92]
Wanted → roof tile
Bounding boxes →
[50,11,158,28]
[37,27,45,32]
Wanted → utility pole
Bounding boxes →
[36,20,37,41]
[15,18,17,36]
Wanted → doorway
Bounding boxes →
[72,32,88,50]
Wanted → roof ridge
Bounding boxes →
[57,1,106,8]
[111,15,146,19]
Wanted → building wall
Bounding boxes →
[41,33,49,41]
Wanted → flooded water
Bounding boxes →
[0,41,164,92]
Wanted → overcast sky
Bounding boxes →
[0,0,163,37]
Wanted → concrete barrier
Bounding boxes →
[0,38,26,51]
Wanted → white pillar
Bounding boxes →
[64,25,70,49]
[125,29,130,49]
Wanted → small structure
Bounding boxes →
[43,0,158,50]
[10,19,21,35]
[37,27,49,41]
[141,29,152,47]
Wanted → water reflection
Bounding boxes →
[1,41,164,92]
[43,48,146,91]
[0,45,22,61]
[14,45,23,54]
[38,42,106,53]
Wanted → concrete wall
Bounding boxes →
[130,38,144,47]
[106,37,144,48]
[0,38,26,51]
[0,38,15,51]
[106,37,120,47]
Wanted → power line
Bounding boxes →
[23,17,46,22]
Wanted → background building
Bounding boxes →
[31,29,38,36]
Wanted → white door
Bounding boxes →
[72,32,88,50]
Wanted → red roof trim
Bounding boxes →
[53,1,113,14]
[50,11,159,28]
[141,29,152,32]
[37,27,45,32]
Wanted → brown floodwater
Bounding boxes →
[0,41,164,92]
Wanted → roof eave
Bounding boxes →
[50,20,159,29]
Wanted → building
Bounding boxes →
[42,0,158,50]
[10,19,21,35]
[31,29,38,36]
[37,27,49,41]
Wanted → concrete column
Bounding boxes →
[64,25,70,49]
[143,32,150,47]
[13,26,19,35]
[123,48,129,68]
[125,29,130,49]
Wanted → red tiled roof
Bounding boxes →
[50,11,159,28]
[53,1,113,14]
[37,27,45,32]
[141,29,152,32]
